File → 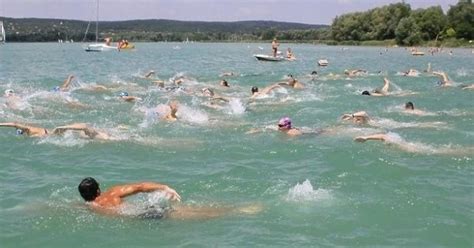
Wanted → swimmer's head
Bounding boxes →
[362,90,371,96]
[16,129,24,135]
[119,91,129,97]
[405,101,414,110]
[4,89,14,97]
[278,117,292,130]
[251,86,259,94]
[78,177,101,202]
[220,80,229,87]
[53,86,61,92]
[311,71,318,75]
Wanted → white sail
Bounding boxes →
[0,21,5,43]
[84,0,117,52]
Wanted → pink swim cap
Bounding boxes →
[278,117,292,129]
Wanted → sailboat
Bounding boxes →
[84,0,117,52]
[0,21,5,44]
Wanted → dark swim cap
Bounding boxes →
[251,86,258,93]
[362,91,371,96]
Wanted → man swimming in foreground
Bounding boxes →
[78,177,262,219]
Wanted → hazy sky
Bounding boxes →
[0,0,458,25]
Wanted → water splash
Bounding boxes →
[178,105,209,124]
[226,98,246,115]
[286,179,332,202]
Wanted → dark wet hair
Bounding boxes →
[311,71,318,75]
[251,86,258,93]
[362,90,371,96]
[78,177,100,202]
[405,101,414,110]
[221,80,229,87]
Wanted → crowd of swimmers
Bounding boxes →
[2,47,473,220]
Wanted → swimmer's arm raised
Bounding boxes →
[109,182,181,201]
[61,75,75,90]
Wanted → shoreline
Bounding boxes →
[3,40,473,48]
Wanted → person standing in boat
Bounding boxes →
[271,38,279,57]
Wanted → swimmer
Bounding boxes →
[403,101,432,116]
[164,100,179,121]
[78,177,262,219]
[362,77,390,96]
[0,122,50,137]
[119,92,142,102]
[219,72,235,77]
[220,80,230,87]
[354,133,474,155]
[202,88,230,102]
[53,75,75,92]
[340,111,370,125]
[344,69,367,77]
[52,123,113,140]
[279,75,304,89]
[286,48,296,61]
[432,71,452,87]
[403,69,419,77]
[250,84,281,99]
[277,117,303,136]
[144,70,155,79]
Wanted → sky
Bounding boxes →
[0,0,458,25]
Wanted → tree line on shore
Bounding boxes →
[330,0,473,46]
[1,0,472,46]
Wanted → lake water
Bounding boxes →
[0,43,473,247]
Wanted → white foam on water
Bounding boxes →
[225,98,246,115]
[178,105,209,125]
[37,132,89,147]
[371,118,446,129]
[139,107,160,128]
[456,68,468,77]
[286,179,332,202]
[118,191,170,216]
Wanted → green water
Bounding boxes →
[0,43,473,247]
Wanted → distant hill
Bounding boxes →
[0,17,329,42]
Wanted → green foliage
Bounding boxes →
[395,17,422,46]
[411,6,447,40]
[447,1,474,40]
[1,17,327,42]
[446,28,456,37]
[330,1,471,45]
[331,3,410,41]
